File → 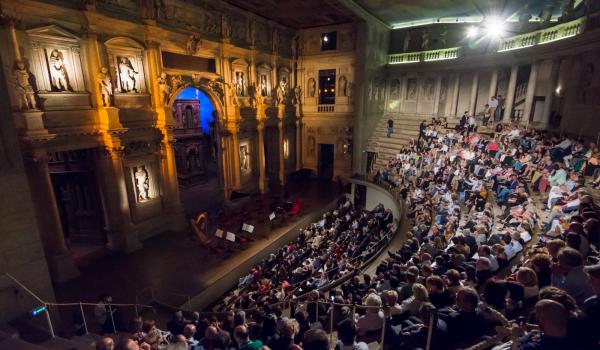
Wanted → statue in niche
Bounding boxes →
[14,60,37,110]
[403,31,411,52]
[406,78,417,100]
[423,78,435,100]
[389,79,400,100]
[134,166,150,202]
[259,74,268,97]
[272,28,279,53]
[118,57,139,93]
[251,84,263,107]
[307,78,316,98]
[294,85,302,105]
[234,71,245,96]
[248,19,256,47]
[276,78,287,106]
[439,78,448,102]
[157,72,170,104]
[186,145,201,173]
[186,34,202,55]
[152,0,167,20]
[307,136,316,158]
[577,62,594,104]
[48,49,71,91]
[97,67,113,107]
[421,29,429,50]
[338,75,348,97]
[560,0,575,21]
[221,15,231,40]
[292,35,302,59]
[240,145,249,172]
[439,29,448,48]
[347,81,354,101]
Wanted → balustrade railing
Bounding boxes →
[389,47,461,64]
[499,17,586,52]
[317,105,335,112]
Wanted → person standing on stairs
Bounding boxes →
[387,118,394,138]
[418,120,427,144]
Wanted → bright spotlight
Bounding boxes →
[485,17,506,37]
[466,26,478,38]
[323,35,329,42]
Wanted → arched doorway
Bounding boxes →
[170,87,224,218]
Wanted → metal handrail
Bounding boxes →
[3,272,156,338]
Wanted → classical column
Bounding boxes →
[488,69,499,101]
[257,119,267,193]
[277,105,285,186]
[295,117,302,170]
[24,154,79,282]
[450,72,461,117]
[432,75,443,116]
[231,124,241,189]
[159,136,186,230]
[542,59,561,129]
[96,147,141,253]
[80,30,103,108]
[468,72,479,116]
[503,65,519,123]
[523,62,540,126]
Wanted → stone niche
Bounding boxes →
[231,58,249,97]
[104,37,151,108]
[26,25,90,111]
[256,63,272,98]
[124,157,162,223]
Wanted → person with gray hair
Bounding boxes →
[96,337,114,350]
[355,293,384,336]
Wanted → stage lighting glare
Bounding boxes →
[466,26,478,38]
[485,17,506,37]
[323,35,329,42]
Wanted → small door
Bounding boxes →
[318,143,334,180]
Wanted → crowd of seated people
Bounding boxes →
[214,198,397,312]
[106,122,600,350]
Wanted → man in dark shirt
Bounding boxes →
[426,275,455,309]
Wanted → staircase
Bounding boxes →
[367,113,425,170]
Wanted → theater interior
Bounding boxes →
[1,0,600,349]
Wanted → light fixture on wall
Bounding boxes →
[555,85,562,96]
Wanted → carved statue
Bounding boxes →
[421,29,429,50]
[561,0,575,21]
[403,31,411,52]
[272,28,279,53]
[234,71,245,96]
[226,83,238,106]
[48,49,71,91]
[14,60,37,111]
[221,15,231,40]
[251,84,263,107]
[153,0,167,20]
[170,74,185,94]
[240,145,249,171]
[338,75,348,97]
[157,72,170,104]
[307,78,316,98]
[134,166,150,201]
[294,85,302,104]
[97,67,113,107]
[118,57,138,92]
[518,4,532,31]
[539,2,555,23]
[439,29,448,48]
[186,34,202,55]
[248,19,256,47]
[276,79,287,106]
[259,74,268,96]
[292,35,302,59]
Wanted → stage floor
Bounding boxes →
[53,178,340,313]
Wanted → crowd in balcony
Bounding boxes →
[103,121,600,350]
